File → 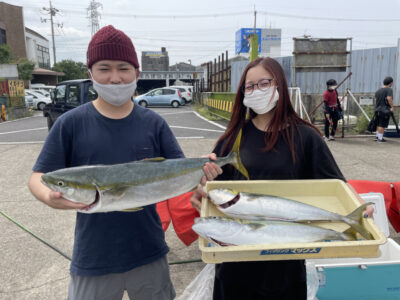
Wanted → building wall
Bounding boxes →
[230,45,400,105]
[141,49,169,71]
[0,2,26,59]
[25,29,50,69]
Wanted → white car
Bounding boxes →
[170,85,193,103]
[25,89,52,110]
[32,89,50,98]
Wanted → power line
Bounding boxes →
[258,10,400,22]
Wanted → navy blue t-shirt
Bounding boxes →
[33,103,184,276]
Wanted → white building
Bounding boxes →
[25,27,50,69]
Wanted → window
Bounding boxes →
[67,85,80,105]
[36,44,51,69]
[55,85,66,103]
[87,85,98,102]
[153,89,163,96]
[0,29,6,45]
[162,89,175,95]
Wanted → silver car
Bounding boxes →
[134,88,184,108]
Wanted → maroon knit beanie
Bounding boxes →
[86,25,139,69]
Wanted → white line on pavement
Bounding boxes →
[0,127,47,135]
[170,125,224,133]
[158,111,195,116]
[0,115,42,125]
[192,111,227,130]
[0,141,44,145]
[176,136,204,139]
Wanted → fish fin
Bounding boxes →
[227,129,249,180]
[103,186,129,198]
[143,157,166,162]
[246,221,266,230]
[344,202,374,240]
[122,207,143,212]
[342,228,358,241]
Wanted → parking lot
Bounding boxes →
[0,106,399,299]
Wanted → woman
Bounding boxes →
[191,57,373,300]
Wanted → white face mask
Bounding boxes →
[89,70,137,106]
[243,88,279,114]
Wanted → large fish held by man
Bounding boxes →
[41,132,248,213]
[208,189,373,239]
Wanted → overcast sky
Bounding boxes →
[8,0,400,67]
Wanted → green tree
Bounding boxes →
[17,58,35,81]
[0,44,13,64]
[52,59,88,81]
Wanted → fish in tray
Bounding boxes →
[40,132,249,214]
[192,216,357,246]
[208,189,373,239]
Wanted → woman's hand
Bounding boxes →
[190,153,223,212]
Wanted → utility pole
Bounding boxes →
[41,1,62,65]
[87,0,103,37]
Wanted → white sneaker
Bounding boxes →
[324,136,330,142]
[329,136,335,141]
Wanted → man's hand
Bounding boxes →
[46,191,89,210]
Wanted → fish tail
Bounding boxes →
[344,202,374,240]
[341,227,358,241]
[227,129,249,179]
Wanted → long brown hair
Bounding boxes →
[216,57,320,161]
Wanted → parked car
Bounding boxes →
[170,85,193,103]
[134,87,184,108]
[25,89,52,110]
[31,83,56,93]
[32,89,50,98]
[24,95,34,109]
[44,79,97,130]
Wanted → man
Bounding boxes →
[323,79,340,141]
[374,76,395,143]
[28,25,220,300]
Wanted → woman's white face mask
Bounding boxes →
[243,88,279,115]
[89,70,137,106]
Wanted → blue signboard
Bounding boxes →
[235,28,262,54]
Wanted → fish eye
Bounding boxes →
[57,181,65,187]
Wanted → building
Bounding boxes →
[0,2,63,86]
[25,27,51,69]
[0,2,26,59]
[141,47,169,71]
[169,62,196,72]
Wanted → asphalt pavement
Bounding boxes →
[0,105,399,299]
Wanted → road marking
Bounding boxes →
[158,111,195,116]
[176,136,204,139]
[192,111,227,130]
[170,125,224,133]
[0,115,42,125]
[0,141,44,145]
[0,127,47,135]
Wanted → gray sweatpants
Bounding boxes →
[68,256,176,300]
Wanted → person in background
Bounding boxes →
[190,57,373,300]
[374,76,394,143]
[28,25,220,300]
[323,79,340,141]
